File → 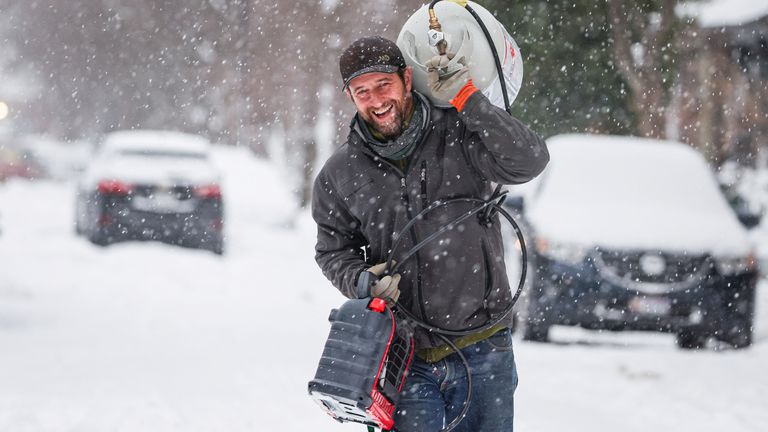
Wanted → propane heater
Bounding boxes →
[308,298,415,430]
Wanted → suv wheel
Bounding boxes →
[718,282,756,349]
[210,237,224,255]
[510,286,551,342]
[676,330,707,349]
[523,321,550,342]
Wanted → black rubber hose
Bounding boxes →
[435,333,472,431]
[388,196,527,336]
[464,3,512,114]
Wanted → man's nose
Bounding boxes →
[369,95,386,108]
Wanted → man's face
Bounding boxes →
[347,68,413,140]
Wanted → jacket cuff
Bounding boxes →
[450,79,479,112]
[355,270,375,299]
[456,90,489,118]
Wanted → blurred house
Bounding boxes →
[675,0,768,167]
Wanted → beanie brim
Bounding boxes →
[343,65,402,90]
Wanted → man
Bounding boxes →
[312,36,548,432]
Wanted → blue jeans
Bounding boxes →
[393,328,518,432]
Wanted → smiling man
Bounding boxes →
[312,36,549,432]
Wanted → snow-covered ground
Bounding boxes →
[0,147,766,432]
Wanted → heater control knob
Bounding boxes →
[368,298,387,313]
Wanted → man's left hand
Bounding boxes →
[425,54,470,100]
[425,54,478,111]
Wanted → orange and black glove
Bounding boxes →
[424,54,478,112]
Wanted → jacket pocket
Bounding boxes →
[481,238,494,302]
[463,237,494,325]
[339,173,374,199]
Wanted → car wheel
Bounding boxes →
[518,271,550,342]
[725,324,753,349]
[88,228,110,247]
[193,234,224,255]
[511,294,550,342]
[522,321,550,342]
[209,237,224,255]
[676,330,708,349]
[717,282,756,349]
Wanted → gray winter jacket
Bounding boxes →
[312,91,549,349]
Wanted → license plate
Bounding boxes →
[628,296,671,316]
[133,192,191,213]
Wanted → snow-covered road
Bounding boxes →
[1,148,766,432]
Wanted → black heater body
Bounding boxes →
[308,298,415,430]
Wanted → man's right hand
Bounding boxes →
[359,262,401,306]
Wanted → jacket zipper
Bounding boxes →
[401,175,430,328]
[355,123,435,338]
[420,161,428,219]
[480,238,493,320]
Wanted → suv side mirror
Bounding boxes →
[737,212,762,229]
[504,195,525,214]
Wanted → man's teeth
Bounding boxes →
[374,105,393,116]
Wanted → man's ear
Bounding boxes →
[345,88,354,103]
[403,66,413,93]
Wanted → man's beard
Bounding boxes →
[363,93,413,141]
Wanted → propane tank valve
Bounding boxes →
[428,8,447,55]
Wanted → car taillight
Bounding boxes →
[194,184,222,199]
[98,180,133,195]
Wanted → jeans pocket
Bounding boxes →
[485,328,514,351]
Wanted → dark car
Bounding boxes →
[509,134,758,349]
[75,130,224,254]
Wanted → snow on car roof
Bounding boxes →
[527,134,750,255]
[102,130,210,155]
[678,0,768,28]
[540,134,720,209]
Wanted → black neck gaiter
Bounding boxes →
[360,93,428,161]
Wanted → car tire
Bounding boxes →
[522,321,550,342]
[725,324,753,349]
[511,296,551,342]
[519,273,550,342]
[88,228,110,247]
[200,235,224,255]
[210,239,224,255]
[718,282,756,349]
[676,330,708,349]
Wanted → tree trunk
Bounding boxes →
[607,0,676,139]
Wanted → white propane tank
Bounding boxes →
[396,1,523,110]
